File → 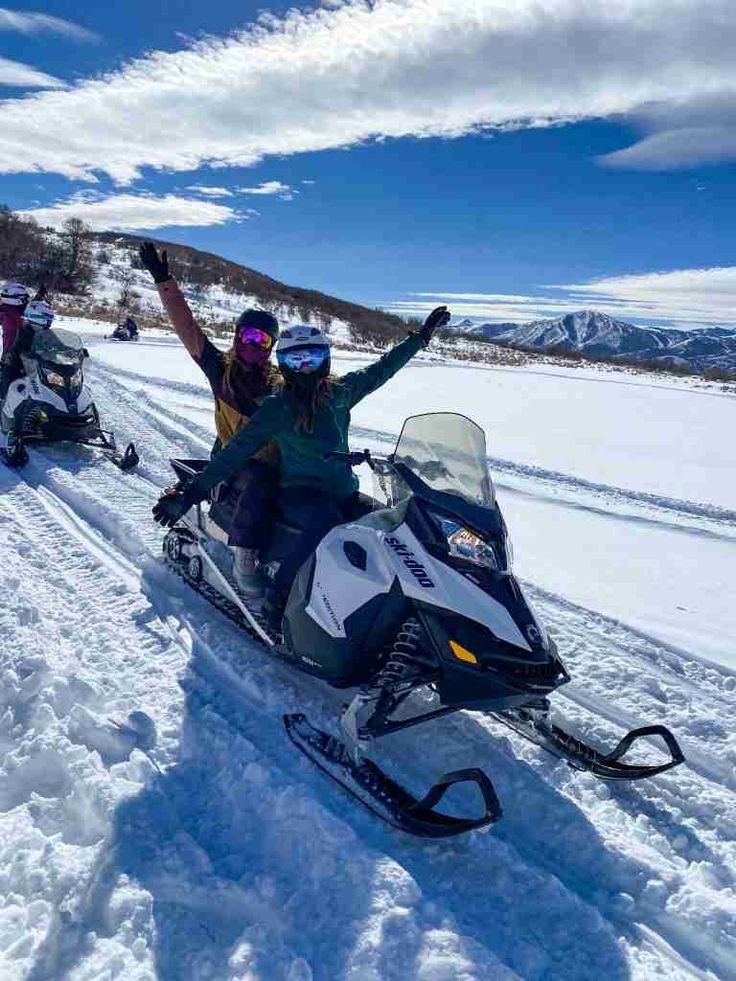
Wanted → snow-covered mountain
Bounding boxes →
[457,310,736,373]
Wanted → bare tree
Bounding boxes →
[57,217,94,293]
[116,267,137,313]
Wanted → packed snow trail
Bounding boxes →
[1,329,735,979]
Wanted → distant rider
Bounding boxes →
[118,315,139,340]
[139,242,280,596]
[153,305,450,621]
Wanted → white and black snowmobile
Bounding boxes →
[1,326,139,470]
[161,412,684,838]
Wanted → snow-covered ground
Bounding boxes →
[1,318,735,980]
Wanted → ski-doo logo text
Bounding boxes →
[384,537,434,588]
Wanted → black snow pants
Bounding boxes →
[272,486,375,593]
[209,459,277,550]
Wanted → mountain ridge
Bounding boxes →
[454,309,736,372]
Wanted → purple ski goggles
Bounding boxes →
[236,325,273,351]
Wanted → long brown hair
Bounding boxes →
[223,351,279,408]
[284,375,337,433]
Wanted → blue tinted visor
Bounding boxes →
[278,346,329,372]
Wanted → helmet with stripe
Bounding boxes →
[1,282,30,307]
[24,299,55,329]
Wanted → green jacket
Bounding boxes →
[189,332,425,504]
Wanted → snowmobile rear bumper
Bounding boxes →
[285,713,502,837]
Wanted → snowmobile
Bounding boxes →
[161,412,684,838]
[110,323,139,342]
[1,326,139,470]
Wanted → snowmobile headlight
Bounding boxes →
[45,369,66,388]
[433,514,510,572]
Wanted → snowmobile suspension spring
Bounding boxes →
[381,618,434,685]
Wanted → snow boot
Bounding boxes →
[232,547,264,598]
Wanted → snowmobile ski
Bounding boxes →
[108,440,139,472]
[284,713,502,838]
[493,707,685,780]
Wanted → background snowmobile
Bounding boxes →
[110,319,139,342]
[161,412,684,838]
[1,326,139,470]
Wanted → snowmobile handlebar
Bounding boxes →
[325,448,376,469]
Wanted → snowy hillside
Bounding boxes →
[460,310,736,373]
[1,318,735,979]
[84,240,355,345]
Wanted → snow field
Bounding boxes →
[0,324,734,979]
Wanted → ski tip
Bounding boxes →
[117,442,140,471]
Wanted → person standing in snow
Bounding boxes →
[152,306,450,619]
[139,242,281,596]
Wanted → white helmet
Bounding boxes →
[24,299,55,329]
[1,282,30,307]
[276,324,331,378]
[275,324,330,353]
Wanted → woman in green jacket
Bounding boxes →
[153,306,450,594]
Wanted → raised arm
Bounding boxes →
[139,242,207,360]
[341,306,451,407]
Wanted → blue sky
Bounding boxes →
[1,1,734,328]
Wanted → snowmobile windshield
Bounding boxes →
[31,328,84,367]
[392,413,495,508]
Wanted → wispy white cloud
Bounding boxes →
[239,181,295,199]
[0,0,733,181]
[392,294,577,324]
[21,192,241,231]
[0,7,97,41]
[394,267,736,329]
[0,55,62,88]
[186,185,234,198]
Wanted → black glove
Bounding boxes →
[139,242,170,284]
[418,306,451,346]
[152,485,200,527]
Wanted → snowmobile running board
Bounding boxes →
[493,711,685,781]
[285,713,502,838]
[1,433,139,472]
